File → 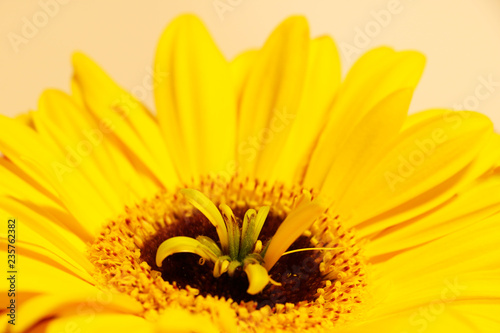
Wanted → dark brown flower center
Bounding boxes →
[140,208,325,308]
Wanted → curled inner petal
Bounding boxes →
[156,236,218,267]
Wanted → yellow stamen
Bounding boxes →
[254,240,263,254]
[213,258,230,278]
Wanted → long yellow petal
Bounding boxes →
[156,236,219,267]
[263,197,325,270]
[0,115,113,233]
[2,237,94,281]
[34,90,125,213]
[230,49,257,106]
[12,291,142,333]
[378,213,500,287]
[343,215,500,332]
[70,78,157,203]
[44,314,154,333]
[0,251,96,296]
[236,16,309,177]
[345,110,494,235]
[180,189,229,253]
[337,303,500,333]
[72,52,178,189]
[0,157,62,214]
[266,36,341,185]
[320,88,414,205]
[0,201,92,269]
[366,170,500,257]
[304,48,426,190]
[154,14,236,182]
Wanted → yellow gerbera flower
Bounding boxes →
[1,14,500,333]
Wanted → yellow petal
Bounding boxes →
[0,115,113,235]
[378,213,500,288]
[266,36,341,185]
[15,110,35,129]
[304,48,425,190]
[230,49,257,105]
[6,237,94,281]
[154,14,236,182]
[237,16,309,177]
[180,189,229,253]
[252,205,271,245]
[156,236,219,267]
[44,314,154,333]
[196,236,223,258]
[72,52,178,189]
[366,170,500,257]
[263,196,325,270]
[346,110,494,236]
[69,78,158,203]
[0,203,93,274]
[0,129,55,198]
[0,157,62,214]
[0,250,96,296]
[338,303,500,333]
[346,214,500,332]
[320,88,414,205]
[13,291,142,333]
[373,271,500,320]
[352,131,500,242]
[34,90,126,214]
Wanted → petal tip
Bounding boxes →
[276,15,310,37]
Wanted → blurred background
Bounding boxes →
[1,0,499,129]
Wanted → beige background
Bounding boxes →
[1,0,499,129]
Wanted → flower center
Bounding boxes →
[153,189,280,296]
[88,176,369,329]
[141,199,325,306]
